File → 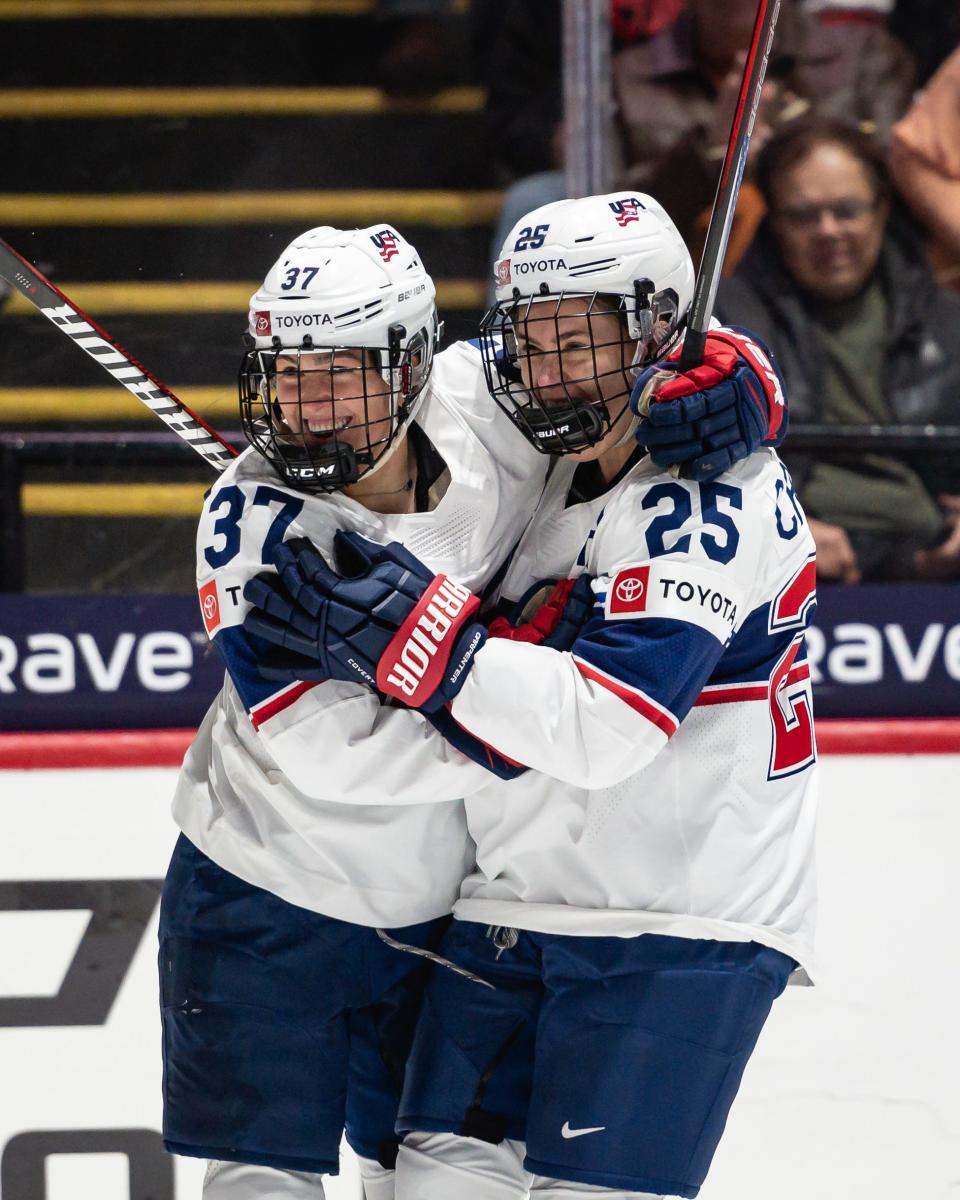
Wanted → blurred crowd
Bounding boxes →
[379,0,960,584]
[6,1,957,586]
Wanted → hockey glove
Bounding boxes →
[632,326,787,481]
[421,576,595,780]
[243,531,487,712]
[486,575,595,651]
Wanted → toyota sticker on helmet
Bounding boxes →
[513,258,568,275]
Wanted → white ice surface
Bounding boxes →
[1,754,958,1199]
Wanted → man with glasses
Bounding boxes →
[718,114,960,582]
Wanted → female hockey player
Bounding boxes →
[242,195,814,1200]
[161,224,555,1200]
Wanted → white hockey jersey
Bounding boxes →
[449,448,819,974]
[172,340,549,928]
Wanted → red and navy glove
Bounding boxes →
[423,574,595,779]
[632,326,787,481]
[486,575,595,650]
[243,531,487,713]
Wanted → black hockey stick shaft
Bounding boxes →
[679,0,781,370]
[0,237,237,472]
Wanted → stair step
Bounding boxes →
[6,278,485,316]
[23,481,208,518]
[2,387,235,425]
[0,0,378,19]
[0,86,485,118]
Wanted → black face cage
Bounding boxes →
[239,322,435,492]
[478,285,683,455]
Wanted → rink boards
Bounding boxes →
[0,747,958,1200]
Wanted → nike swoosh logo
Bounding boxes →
[561,1122,606,1139]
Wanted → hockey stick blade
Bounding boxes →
[680,0,781,369]
[0,237,237,472]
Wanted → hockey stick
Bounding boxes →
[679,0,781,369]
[0,237,237,472]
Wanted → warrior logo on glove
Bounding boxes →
[377,575,480,705]
[243,532,488,713]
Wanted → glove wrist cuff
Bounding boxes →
[420,622,488,713]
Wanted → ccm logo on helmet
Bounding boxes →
[378,576,478,705]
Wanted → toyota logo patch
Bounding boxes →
[198,579,221,634]
[608,565,650,615]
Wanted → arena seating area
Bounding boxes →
[0,0,492,591]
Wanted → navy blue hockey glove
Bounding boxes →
[632,326,788,481]
[486,575,595,651]
[422,574,595,780]
[243,532,487,713]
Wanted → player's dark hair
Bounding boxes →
[756,115,891,211]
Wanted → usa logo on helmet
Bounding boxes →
[609,197,646,227]
[371,230,400,262]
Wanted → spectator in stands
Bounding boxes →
[483,0,685,299]
[890,46,960,291]
[614,0,915,260]
[717,116,960,583]
[483,0,684,188]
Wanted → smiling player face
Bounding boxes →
[514,299,633,459]
[273,347,393,456]
[513,296,674,466]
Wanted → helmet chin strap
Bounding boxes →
[612,409,641,451]
[610,338,646,450]
[349,376,429,485]
[612,321,687,449]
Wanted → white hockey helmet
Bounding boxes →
[480,192,695,454]
[239,224,440,491]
